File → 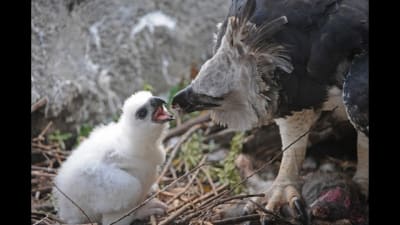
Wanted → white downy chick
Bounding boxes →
[53,91,174,225]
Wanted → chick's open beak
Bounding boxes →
[150,97,174,123]
[153,105,174,123]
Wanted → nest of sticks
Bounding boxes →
[32,111,367,225]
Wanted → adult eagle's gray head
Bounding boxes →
[172,0,292,130]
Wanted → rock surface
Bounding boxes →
[31,0,229,134]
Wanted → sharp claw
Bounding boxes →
[293,198,309,225]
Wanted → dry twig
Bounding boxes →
[165,113,210,140]
[166,157,205,204]
[110,163,207,225]
[31,97,48,113]
[156,124,203,184]
[211,214,261,225]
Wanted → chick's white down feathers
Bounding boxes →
[53,91,170,225]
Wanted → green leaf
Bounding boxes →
[143,83,154,92]
[49,130,73,150]
[78,123,92,138]
[211,132,245,194]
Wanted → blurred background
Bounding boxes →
[31,0,230,136]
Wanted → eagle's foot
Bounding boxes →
[244,180,308,224]
[266,181,307,219]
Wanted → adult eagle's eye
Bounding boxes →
[136,107,148,119]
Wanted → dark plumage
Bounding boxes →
[214,0,368,116]
[172,0,369,221]
[343,53,369,137]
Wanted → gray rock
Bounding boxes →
[31,0,230,134]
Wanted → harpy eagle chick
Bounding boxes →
[172,0,368,221]
[53,91,174,225]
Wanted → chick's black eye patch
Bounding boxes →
[136,107,148,119]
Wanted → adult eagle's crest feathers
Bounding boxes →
[172,0,368,222]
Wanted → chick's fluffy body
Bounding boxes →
[53,91,168,224]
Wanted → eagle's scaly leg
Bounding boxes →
[353,131,369,197]
[246,109,319,221]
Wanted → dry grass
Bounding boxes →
[32,113,289,225]
[31,112,366,225]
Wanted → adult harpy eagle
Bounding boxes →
[172,0,368,220]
